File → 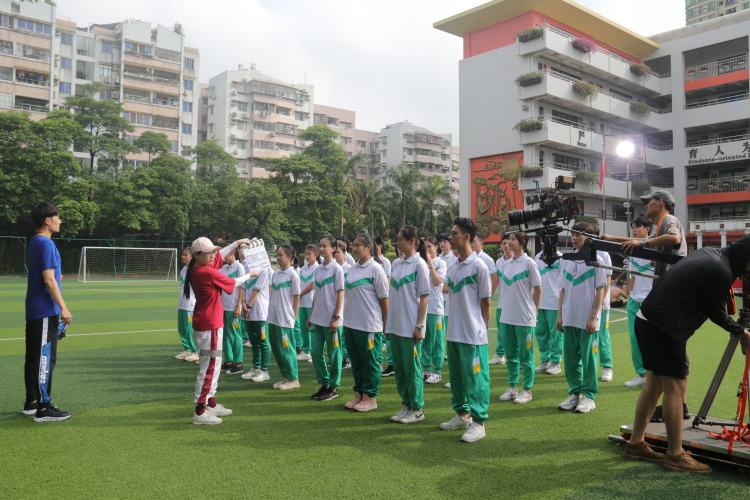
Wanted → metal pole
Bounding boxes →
[625,160,632,237]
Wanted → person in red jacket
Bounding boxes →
[184,236,252,425]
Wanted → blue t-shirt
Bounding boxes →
[25,235,62,320]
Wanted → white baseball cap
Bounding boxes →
[191,236,217,253]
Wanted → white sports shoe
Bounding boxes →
[207,403,233,417]
[558,394,579,411]
[624,375,646,388]
[489,355,506,365]
[499,388,518,401]
[513,390,533,404]
[460,421,486,443]
[175,350,190,360]
[535,361,549,373]
[183,352,199,362]
[575,396,597,413]
[278,379,301,391]
[390,406,409,422]
[545,362,562,375]
[251,370,270,383]
[272,379,288,389]
[601,367,613,382]
[444,382,451,389]
[440,414,470,431]
[243,340,252,347]
[399,409,425,424]
[192,412,222,425]
[425,373,442,384]
[241,368,261,380]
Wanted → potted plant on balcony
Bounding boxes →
[517,26,544,43]
[629,62,651,77]
[572,81,598,97]
[520,165,544,178]
[631,180,651,198]
[513,118,543,133]
[574,169,597,184]
[516,72,544,87]
[629,101,652,116]
[571,37,595,53]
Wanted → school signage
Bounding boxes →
[687,140,750,166]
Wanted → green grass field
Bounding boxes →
[1,277,748,498]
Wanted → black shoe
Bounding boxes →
[381,365,395,377]
[221,362,230,371]
[296,347,303,355]
[311,386,327,400]
[22,400,38,416]
[227,363,244,375]
[34,405,71,423]
[650,403,691,423]
[317,388,339,401]
[683,402,691,420]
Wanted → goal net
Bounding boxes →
[78,247,178,282]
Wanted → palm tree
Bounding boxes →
[417,176,451,236]
[387,162,423,228]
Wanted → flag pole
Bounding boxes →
[601,135,606,233]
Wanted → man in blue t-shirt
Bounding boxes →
[24,201,73,422]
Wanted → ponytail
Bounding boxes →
[183,255,196,299]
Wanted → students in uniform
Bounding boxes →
[557,222,607,414]
[267,245,302,391]
[421,237,447,385]
[219,248,246,375]
[595,237,614,383]
[534,243,563,375]
[339,237,356,266]
[498,232,541,404]
[343,234,389,412]
[240,265,271,383]
[374,237,392,277]
[440,218,492,443]
[385,226,430,424]
[490,235,511,365]
[176,247,199,363]
[296,244,319,363]
[335,241,352,368]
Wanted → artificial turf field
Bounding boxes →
[0,277,748,498]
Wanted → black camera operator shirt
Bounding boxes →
[640,247,745,342]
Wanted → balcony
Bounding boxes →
[684,54,748,91]
[14,101,49,113]
[686,90,749,110]
[685,132,750,166]
[688,175,750,195]
[518,162,629,199]
[518,117,603,155]
[517,24,670,96]
[690,218,750,233]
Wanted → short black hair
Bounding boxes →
[437,233,450,243]
[453,217,477,242]
[631,216,653,229]
[374,236,384,247]
[32,201,59,229]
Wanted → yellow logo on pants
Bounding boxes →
[437,321,442,330]
[187,312,193,324]
[592,339,599,354]
[260,328,266,341]
[332,332,339,348]
[413,345,418,358]
[232,318,240,330]
[526,334,532,350]
[367,333,374,350]
[473,356,481,374]
[282,333,290,349]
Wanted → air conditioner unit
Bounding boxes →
[231,90,237,96]
[242,113,249,119]
[182,91,188,96]
[230,134,236,139]
[112,91,120,98]
[269,132,275,137]
[231,111,237,117]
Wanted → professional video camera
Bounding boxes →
[507,175,579,265]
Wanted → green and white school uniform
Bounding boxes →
[499,254,541,391]
[310,261,345,389]
[385,254,431,411]
[296,261,318,354]
[559,257,607,400]
[220,261,245,364]
[534,252,562,364]
[178,265,197,353]
[626,257,653,377]
[440,251,457,342]
[596,251,614,370]
[344,258,389,397]
[494,256,507,357]
[421,258,447,374]
[446,253,492,422]
[243,268,270,370]
[267,267,301,381]
[339,261,352,359]
[376,256,394,367]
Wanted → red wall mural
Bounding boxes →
[471,152,525,243]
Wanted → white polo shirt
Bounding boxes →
[535,251,562,311]
[446,252,492,345]
[267,267,301,328]
[345,252,355,266]
[343,258,389,332]
[243,268,270,321]
[385,254,431,338]
[427,257,447,316]
[559,256,607,331]
[494,256,508,309]
[310,260,345,327]
[499,254,541,327]
[597,250,613,311]
[298,261,318,308]
[477,250,496,275]
[376,255,392,277]
[440,252,457,315]
[626,256,654,302]
[220,261,245,312]
[339,261,351,277]
[178,266,196,311]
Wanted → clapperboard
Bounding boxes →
[242,238,272,274]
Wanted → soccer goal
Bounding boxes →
[78,247,178,282]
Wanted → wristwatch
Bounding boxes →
[332,315,341,321]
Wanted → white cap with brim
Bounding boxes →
[191,236,217,253]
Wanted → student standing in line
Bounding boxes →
[339,237,356,266]
[240,265,271,383]
[374,237,395,378]
[490,235,512,366]
[343,234,389,412]
[219,248,246,375]
[421,237,447,385]
[497,232,541,404]
[184,236,252,425]
[374,237,392,277]
[385,226,431,424]
[596,239,614,383]
[437,233,457,389]
[267,245,302,391]
[176,247,199,363]
[296,244,319,363]
[534,243,563,376]
[335,241,352,369]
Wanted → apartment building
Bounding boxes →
[313,103,355,152]
[435,0,750,247]
[205,65,313,178]
[686,0,749,25]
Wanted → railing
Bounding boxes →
[686,90,749,109]
[547,114,595,132]
[647,143,673,151]
[685,54,748,81]
[692,215,750,222]
[686,132,750,147]
[14,102,48,112]
[688,175,750,194]
[15,76,48,86]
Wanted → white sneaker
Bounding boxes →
[183,352,199,362]
[489,355,506,365]
[545,362,562,375]
[558,394,579,411]
[207,403,233,417]
[251,370,270,383]
[175,350,190,360]
[399,409,425,424]
[535,361,549,373]
[575,396,596,413]
[601,367,613,382]
[444,382,451,389]
[278,379,301,391]
[192,412,222,425]
[243,340,252,347]
[499,388,518,401]
[272,379,288,389]
[624,375,646,388]
[440,414,470,431]
[513,390,533,404]
[460,421,486,443]
[390,406,409,422]
[241,368,260,380]
[296,352,307,361]
[426,373,442,384]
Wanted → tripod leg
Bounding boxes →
[693,335,740,427]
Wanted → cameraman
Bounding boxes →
[623,236,750,473]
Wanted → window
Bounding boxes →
[16,18,51,35]
[236,101,248,112]
[0,40,12,55]
[183,79,193,91]
[182,123,192,134]
[182,101,193,112]
[60,32,73,45]
[0,14,11,28]
[0,91,12,108]
[60,57,72,70]
[171,141,179,153]
[0,67,12,81]
[100,41,114,54]
[59,82,71,94]
[184,57,194,70]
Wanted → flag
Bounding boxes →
[599,137,607,192]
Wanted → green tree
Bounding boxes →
[134,131,171,167]
[387,162,424,228]
[149,153,194,238]
[417,176,451,236]
[233,180,288,244]
[190,141,241,238]
[191,139,236,175]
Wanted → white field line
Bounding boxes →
[0,328,173,342]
